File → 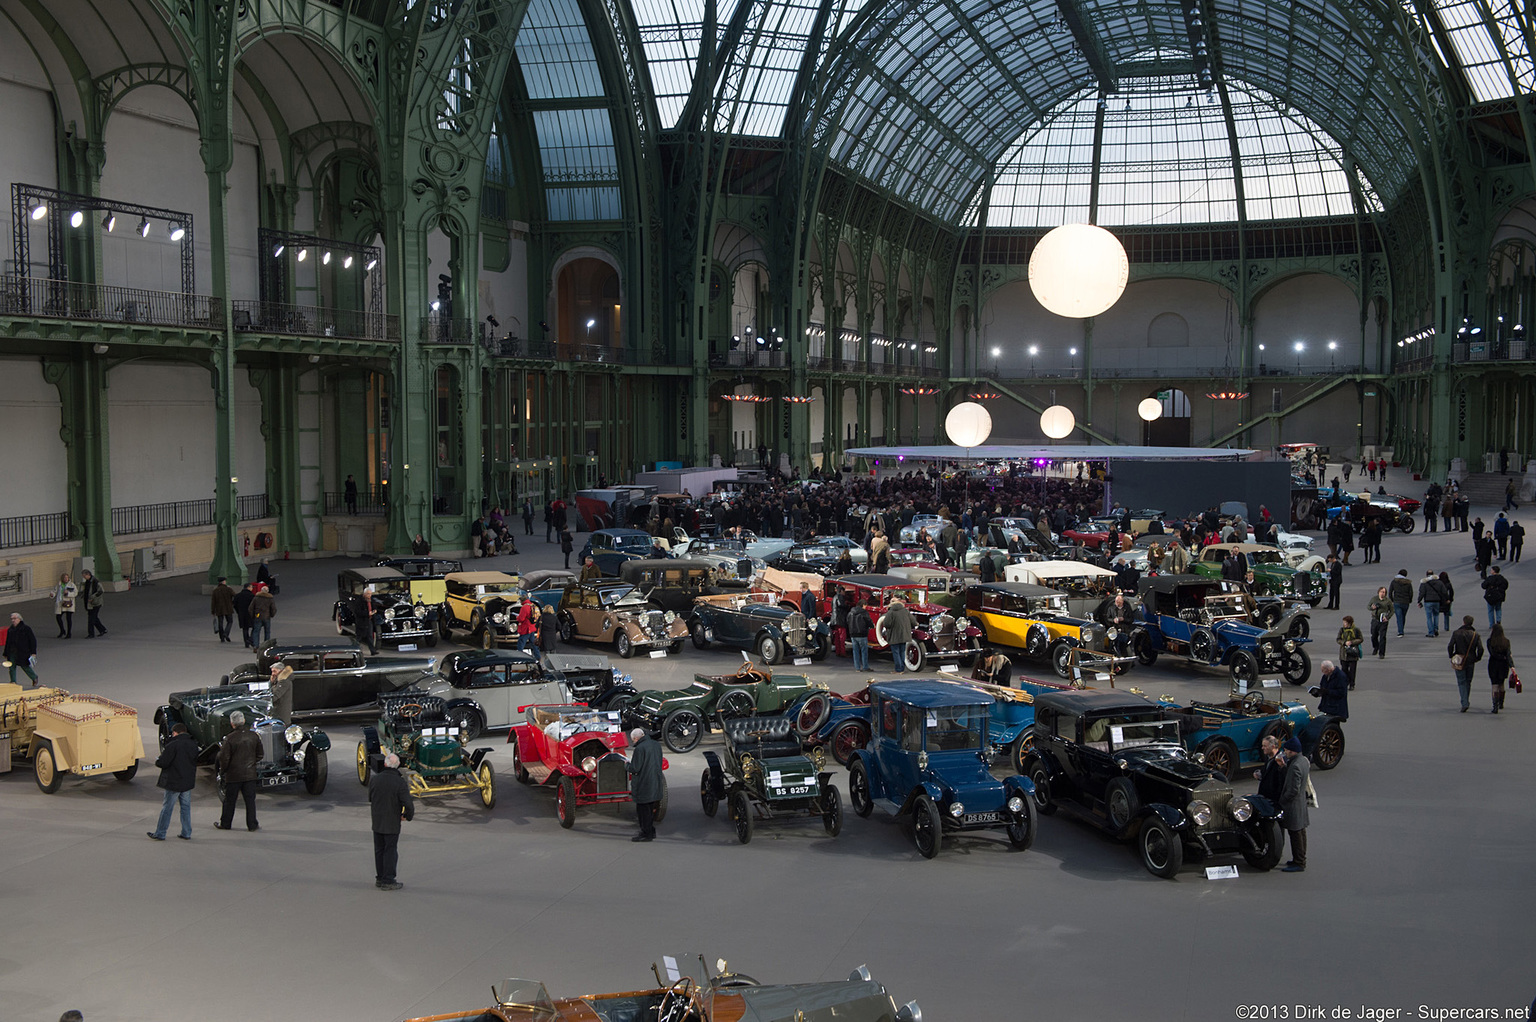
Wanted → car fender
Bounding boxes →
[153,705,171,727]
[361,726,382,756]
[896,781,948,816]
[816,770,836,792]
[446,695,486,721]
[469,747,490,771]
[703,750,727,798]
[848,748,887,800]
[305,728,332,753]
[1139,802,1190,831]
[1244,793,1282,820]
[1003,774,1037,800]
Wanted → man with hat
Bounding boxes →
[1279,735,1311,873]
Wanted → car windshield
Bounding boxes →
[601,586,645,607]
[1248,550,1285,565]
[795,546,836,560]
[1030,595,1068,613]
[492,979,556,1018]
[1107,718,1180,749]
[613,534,653,553]
[923,704,985,752]
[476,582,521,596]
[372,579,411,596]
[882,587,927,605]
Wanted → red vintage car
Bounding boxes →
[508,704,667,828]
[819,574,983,672]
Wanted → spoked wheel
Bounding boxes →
[700,768,718,817]
[662,709,703,753]
[558,617,574,642]
[1010,731,1034,775]
[821,784,843,837]
[729,790,753,844]
[716,689,756,722]
[1133,631,1158,666]
[795,694,832,737]
[1138,815,1184,878]
[511,742,530,783]
[1311,722,1346,769]
[477,761,496,810]
[1199,738,1238,782]
[356,741,372,786]
[1025,758,1056,815]
[849,759,873,817]
[557,775,577,828]
[616,633,634,659]
[1005,796,1037,850]
[910,794,942,859]
[1283,647,1312,685]
[830,719,870,766]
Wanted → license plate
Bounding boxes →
[648,650,667,658]
[938,663,958,673]
[792,657,812,666]
[962,811,1000,824]
[262,776,284,787]
[771,785,812,796]
[399,643,417,652]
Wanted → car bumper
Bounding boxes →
[254,765,305,789]
[379,623,433,640]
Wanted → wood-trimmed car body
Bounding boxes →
[155,680,329,798]
[508,703,668,829]
[555,580,689,658]
[443,570,526,647]
[333,566,440,648]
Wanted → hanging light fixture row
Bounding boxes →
[722,393,773,403]
[781,395,813,404]
[27,201,188,241]
[1205,390,1250,400]
[968,391,1001,401]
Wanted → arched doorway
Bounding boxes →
[555,257,620,350]
[1143,388,1193,447]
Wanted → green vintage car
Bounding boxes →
[155,681,331,797]
[620,657,829,754]
[1191,543,1324,606]
[357,693,496,809]
[701,715,842,843]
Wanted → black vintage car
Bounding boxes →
[1022,689,1286,878]
[333,567,439,648]
[415,648,634,740]
[223,641,437,721]
[688,590,829,664]
[617,558,723,614]
[766,543,851,576]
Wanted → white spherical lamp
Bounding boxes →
[1040,405,1076,440]
[1138,397,1164,422]
[1028,223,1130,318]
[945,402,993,449]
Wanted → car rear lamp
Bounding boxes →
[1231,796,1254,822]
[948,801,965,817]
[1007,796,1026,814]
[1187,799,1213,826]
[284,725,304,744]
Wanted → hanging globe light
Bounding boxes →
[1028,223,1130,318]
[944,402,993,448]
[1040,404,1076,439]
[1138,397,1164,422]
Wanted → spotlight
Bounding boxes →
[274,244,285,257]
[137,217,151,237]
[322,251,331,265]
[586,318,596,328]
[486,315,499,328]
[169,223,186,241]
[28,202,47,220]
[307,354,320,363]
[102,212,116,232]
[1028,345,1040,356]
[297,248,308,262]
[431,300,441,312]
[365,258,377,271]
[92,343,109,354]
[343,255,354,269]
[70,211,84,228]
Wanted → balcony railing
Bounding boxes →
[485,338,668,366]
[112,499,215,536]
[420,316,481,344]
[0,511,71,550]
[325,489,389,515]
[236,300,397,341]
[237,493,271,520]
[2,275,222,329]
[486,337,557,359]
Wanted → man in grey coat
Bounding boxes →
[1279,735,1311,872]
[368,752,414,890]
[626,728,664,842]
[883,598,915,672]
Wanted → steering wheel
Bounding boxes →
[395,702,424,720]
[656,977,700,1022]
[735,660,767,681]
[1242,690,1265,714]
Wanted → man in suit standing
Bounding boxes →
[1279,736,1311,873]
[1324,555,1342,610]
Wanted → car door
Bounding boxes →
[283,655,327,712]
[1034,708,1080,802]
[461,664,513,726]
[325,650,376,709]
[1072,714,1121,813]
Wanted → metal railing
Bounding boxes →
[112,499,215,536]
[235,300,397,341]
[419,316,481,344]
[2,275,222,329]
[324,489,389,515]
[486,337,556,359]
[237,494,271,520]
[0,511,71,550]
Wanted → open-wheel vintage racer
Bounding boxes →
[1159,691,1347,778]
[155,679,330,798]
[701,715,842,843]
[1132,575,1312,689]
[3,684,145,793]
[399,956,921,1022]
[688,589,827,664]
[358,693,495,810]
[621,656,828,753]
[508,704,668,829]
[1022,688,1286,878]
[964,581,1130,679]
[555,580,689,658]
[846,678,1037,858]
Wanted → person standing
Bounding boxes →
[344,474,359,515]
[250,583,276,646]
[1486,623,1514,714]
[53,572,77,638]
[1437,570,1455,633]
[578,556,601,582]
[543,500,554,543]
[847,599,872,672]
[352,586,377,655]
[798,582,817,620]
[214,710,263,831]
[883,597,914,672]
[78,569,107,638]
[1482,565,1508,626]
[1335,618,1364,689]
[1494,512,1512,559]
[147,722,197,841]
[1447,616,1484,713]
[1313,659,1350,719]
[211,576,235,643]
[538,604,558,652]
[1417,569,1444,637]
[516,597,538,653]
[1510,519,1525,562]
[5,611,39,686]
[368,751,414,890]
[411,533,431,556]
[1368,586,1392,658]
[1504,478,1520,511]
[1324,555,1342,610]
[626,727,664,842]
[269,662,295,725]
[1252,733,1286,803]
[829,588,849,657]
[232,582,256,648]
[559,527,574,570]
[1279,736,1311,872]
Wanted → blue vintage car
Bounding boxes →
[846,679,1037,858]
[1131,575,1311,687]
[579,528,660,576]
[1158,691,1346,779]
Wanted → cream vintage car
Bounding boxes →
[443,570,525,647]
[555,580,689,658]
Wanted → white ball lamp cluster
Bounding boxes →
[944,402,993,449]
[1039,405,1076,440]
[1138,397,1164,422]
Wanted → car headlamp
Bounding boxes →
[581,756,598,774]
[1187,799,1213,826]
[664,610,677,624]
[1231,795,1254,822]
[1079,626,1091,641]
[1007,796,1026,814]
[1284,639,1298,652]
[284,724,304,744]
[492,612,508,625]
[383,606,397,621]
[1105,627,1118,640]
[948,801,965,817]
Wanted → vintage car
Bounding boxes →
[375,556,464,626]
[618,557,723,613]
[888,563,978,612]
[521,569,578,611]
[223,641,436,720]
[579,527,659,575]
[542,652,632,708]
[1159,691,1346,777]
[672,528,790,562]
[823,574,983,672]
[1022,689,1286,877]
[1192,543,1324,605]
[689,590,827,664]
[766,542,858,576]
[156,679,330,797]
[985,515,1046,547]
[808,535,869,565]
[417,649,575,740]
[358,693,495,809]
[332,566,439,648]
[847,679,1037,858]
[701,715,842,843]
[963,582,1128,678]
[399,961,920,1022]
[622,660,828,753]
[509,704,667,829]
[1132,575,1313,687]
[1060,521,1126,551]
[2,684,145,793]
[555,580,689,658]
[663,535,762,585]
[443,570,525,647]
[1325,496,1417,534]
[898,514,952,545]
[1004,560,1120,620]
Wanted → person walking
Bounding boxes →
[211,576,235,643]
[1279,736,1311,872]
[250,583,276,646]
[232,582,256,648]
[1447,616,1484,713]
[558,527,574,570]
[1503,478,1520,511]
[1475,534,1496,579]
[1417,569,1445,637]
[1482,565,1508,627]
[1437,571,1455,633]
[544,500,554,543]
[353,587,377,656]
[1494,513,1512,559]
[1313,659,1350,719]
[1510,519,1525,562]
[53,572,77,638]
[626,727,664,842]
[1335,618,1364,689]
[1486,623,1514,714]
[538,604,558,652]
[1368,586,1392,658]
[368,751,414,890]
[5,611,39,686]
[344,474,359,515]
[1324,555,1342,610]
[214,710,263,831]
[883,597,914,672]
[78,569,106,638]
[847,599,873,672]
[516,597,538,653]
[147,722,197,841]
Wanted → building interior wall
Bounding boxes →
[0,357,68,517]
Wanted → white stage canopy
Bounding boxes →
[843,444,1257,461]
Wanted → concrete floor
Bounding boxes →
[4,509,1533,1021]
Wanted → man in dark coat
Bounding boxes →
[1324,555,1342,610]
[1511,520,1526,562]
[268,663,295,725]
[1279,736,1311,872]
[1312,660,1349,720]
[883,598,915,672]
[148,723,198,841]
[1252,733,1286,803]
[368,751,414,890]
[232,582,256,648]
[1482,566,1508,628]
[1447,616,1484,713]
[215,710,264,831]
[211,576,236,643]
[4,611,39,686]
[626,728,664,842]
[353,588,377,656]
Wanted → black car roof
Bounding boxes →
[1032,689,1161,715]
[619,558,714,573]
[1137,573,1234,595]
[440,649,540,668]
[968,582,1063,598]
[342,566,408,581]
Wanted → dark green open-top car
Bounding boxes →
[701,715,842,843]
[358,693,496,810]
[155,681,331,799]
[621,658,828,753]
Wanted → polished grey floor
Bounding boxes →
[5,511,1533,1021]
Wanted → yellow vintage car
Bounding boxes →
[1,684,145,792]
[377,557,465,615]
[963,581,1111,677]
[443,570,525,647]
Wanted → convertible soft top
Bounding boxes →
[1033,688,1161,715]
[445,571,521,585]
[1006,561,1116,580]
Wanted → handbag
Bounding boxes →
[1510,669,1522,694]
[1306,777,1319,808]
[1450,654,1465,670]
